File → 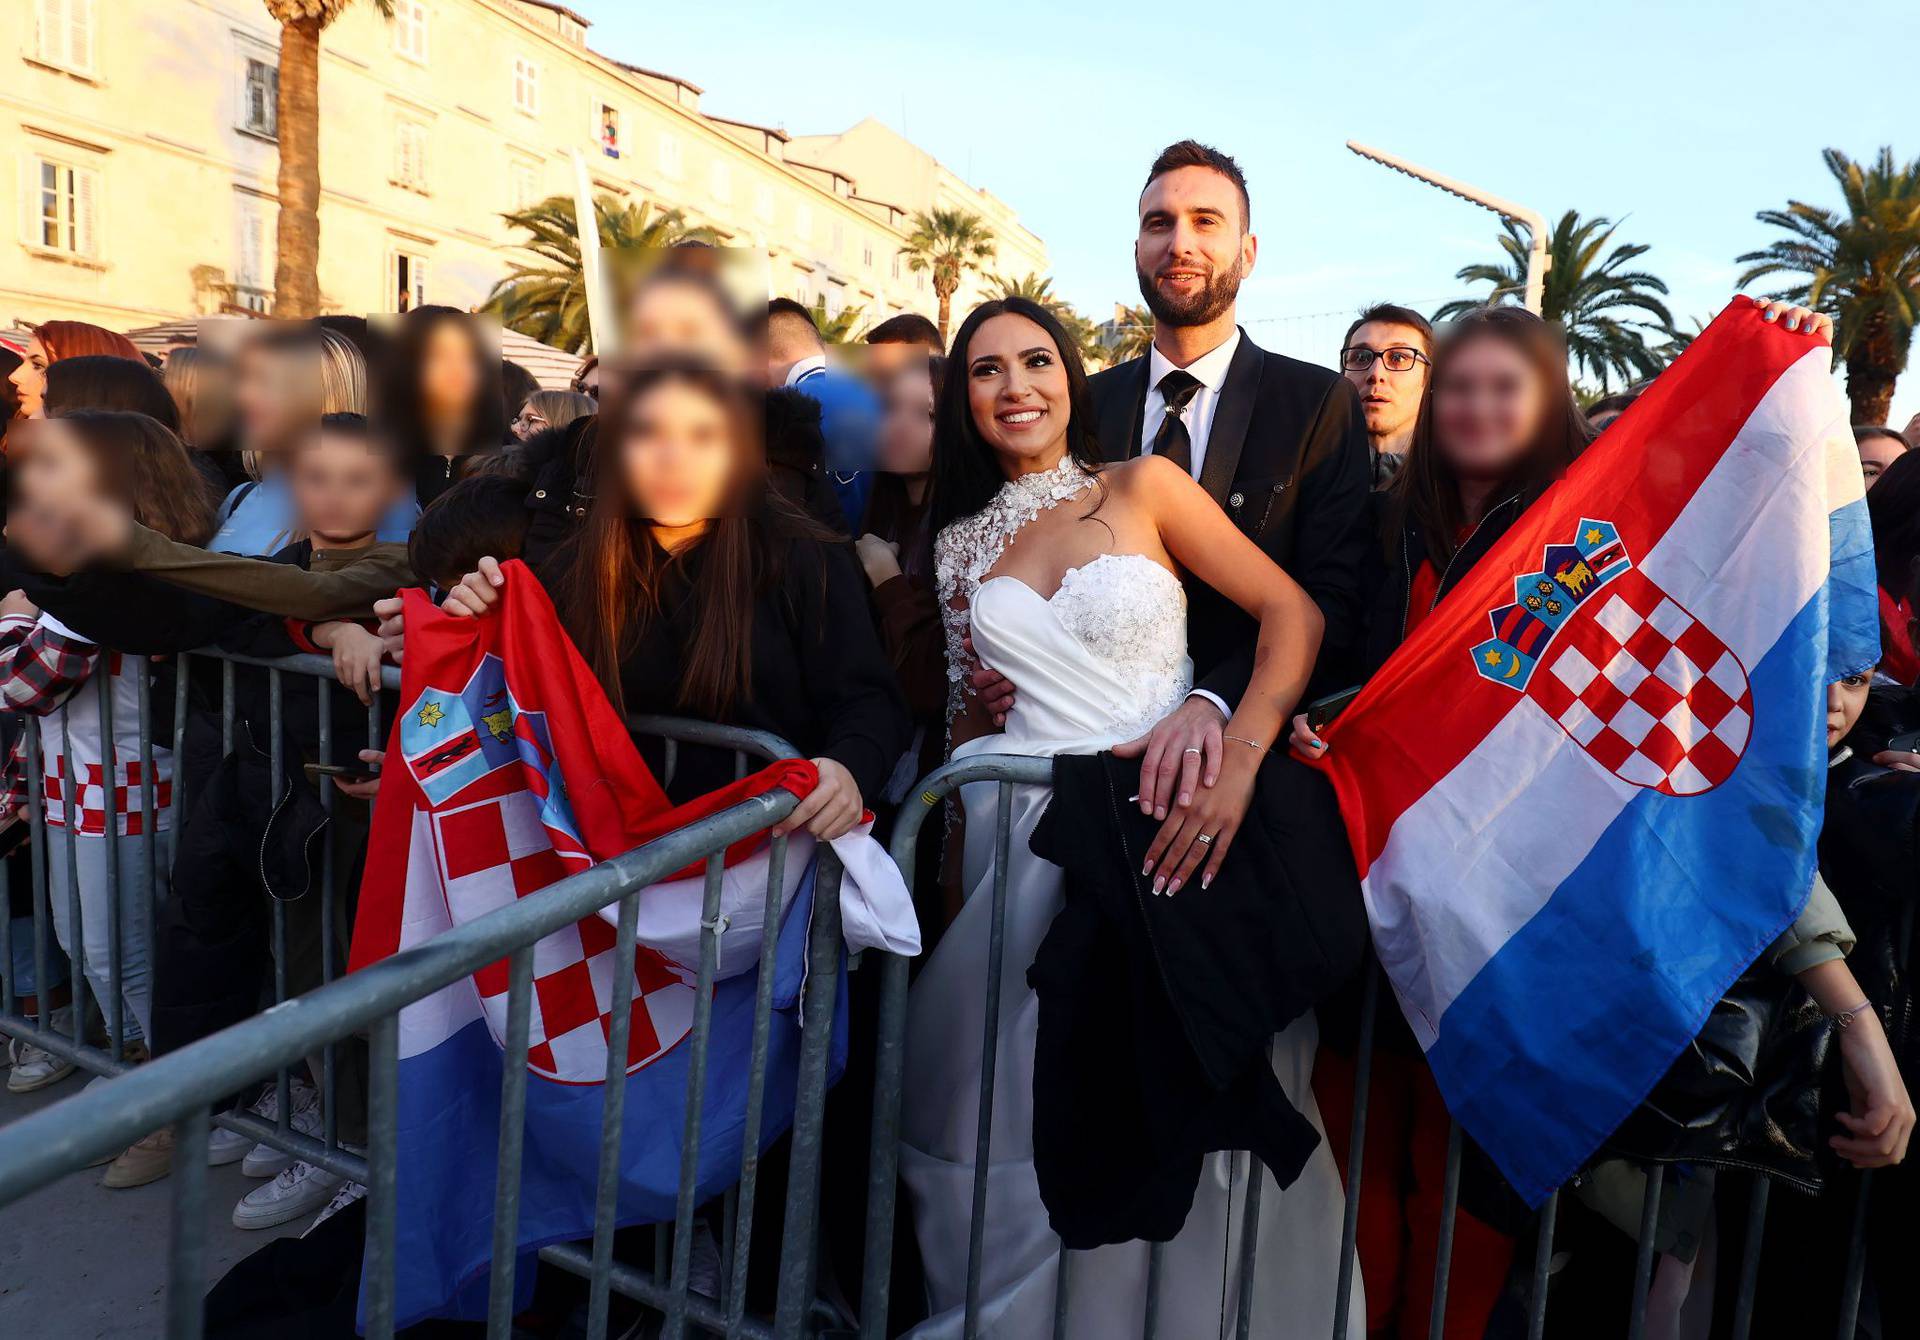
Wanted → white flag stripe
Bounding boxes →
[1363,347,1846,1041]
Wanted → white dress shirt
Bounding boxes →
[1136,327,1242,477]
[1136,328,1243,723]
[785,354,828,387]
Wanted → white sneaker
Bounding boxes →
[239,1080,322,1178]
[232,1157,345,1231]
[211,1085,283,1167]
[303,1179,367,1236]
[6,1010,76,1093]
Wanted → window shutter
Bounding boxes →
[38,0,67,65]
[73,164,97,257]
[68,0,92,73]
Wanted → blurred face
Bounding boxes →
[624,278,749,373]
[1432,336,1548,483]
[1134,166,1255,329]
[9,337,49,418]
[1860,434,1906,488]
[235,345,319,458]
[290,431,402,544]
[421,321,482,421]
[877,364,935,476]
[965,313,1072,473]
[619,380,737,528]
[865,340,930,386]
[1828,668,1874,747]
[510,399,549,442]
[578,363,601,399]
[12,418,99,508]
[1342,321,1430,442]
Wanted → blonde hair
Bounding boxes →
[161,346,230,448]
[523,389,596,433]
[318,328,367,414]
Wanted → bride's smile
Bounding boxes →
[964,311,1074,470]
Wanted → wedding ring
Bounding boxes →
[1196,832,1215,845]
[1182,747,1202,756]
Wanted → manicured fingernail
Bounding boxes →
[1152,875,1165,894]
[1167,879,1181,896]
[1154,806,1166,820]
[1201,873,1213,890]
[1142,858,1154,876]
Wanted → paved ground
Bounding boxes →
[0,1064,305,1340]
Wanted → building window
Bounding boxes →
[795,203,812,242]
[509,159,540,211]
[657,132,682,179]
[891,252,902,280]
[754,183,775,223]
[513,57,539,115]
[234,198,272,312]
[31,156,98,258]
[862,238,874,271]
[392,118,430,192]
[240,56,278,138]
[709,160,731,204]
[391,0,428,64]
[830,221,845,258]
[597,103,621,159]
[32,0,94,76]
[391,250,429,312]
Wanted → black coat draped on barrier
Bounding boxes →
[1025,749,1369,1249]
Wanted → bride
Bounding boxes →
[899,296,1363,1337]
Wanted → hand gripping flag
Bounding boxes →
[1307,299,1877,1205]
[348,560,918,1326]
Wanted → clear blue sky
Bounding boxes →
[579,0,1916,423]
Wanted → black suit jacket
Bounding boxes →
[1087,329,1371,707]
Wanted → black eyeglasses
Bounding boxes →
[1340,346,1430,373]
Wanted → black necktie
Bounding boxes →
[1151,369,1203,475]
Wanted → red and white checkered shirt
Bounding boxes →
[0,612,174,835]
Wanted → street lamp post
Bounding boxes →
[1346,140,1551,316]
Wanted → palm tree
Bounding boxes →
[480,194,706,353]
[1107,303,1155,362]
[809,298,867,346]
[264,0,391,317]
[1436,211,1675,391]
[900,208,996,344]
[1738,148,1920,425]
[988,271,1105,363]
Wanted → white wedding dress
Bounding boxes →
[900,458,1362,1338]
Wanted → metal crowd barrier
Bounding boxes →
[0,649,882,1340]
[877,754,1899,1340]
[0,648,1904,1338]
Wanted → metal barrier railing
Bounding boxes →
[878,753,1898,1340]
[0,649,1904,1338]
[0,648,884,1340]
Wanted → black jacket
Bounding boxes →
[1025,750,1369,1248]
[1088,331,1371,703]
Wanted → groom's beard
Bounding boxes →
[1136,252,1245,329]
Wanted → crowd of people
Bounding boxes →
[1,138,1918,1339]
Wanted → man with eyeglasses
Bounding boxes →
[1339,304,1433,488]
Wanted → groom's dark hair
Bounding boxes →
[1143,140,1250,232]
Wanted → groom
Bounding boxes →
[1091,140,1370,817]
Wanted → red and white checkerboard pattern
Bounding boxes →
[1527,569,1752,796]
[435,793,695,1083]
[42,758,174,836]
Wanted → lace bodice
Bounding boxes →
[1033,554,1191,737]
[935,457,1100,722]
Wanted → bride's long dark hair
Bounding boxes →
[930,296,1105,535]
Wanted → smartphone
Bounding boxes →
[304,761,379,787]
[1305,685,1363,733]
[1885,730,1920,756]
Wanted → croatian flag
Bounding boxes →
[1309,298,1877,1205]
[348,562,918,1326]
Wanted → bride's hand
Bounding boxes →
[1142,745,1260,895]
[1289,713,1326,758]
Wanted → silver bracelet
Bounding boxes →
[1224,734,1268,752]
[1833,998,1875,1028]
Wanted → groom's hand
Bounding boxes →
[1114,696,1226,820]
[963,630,1016,725]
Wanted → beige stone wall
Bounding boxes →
[0,0,1047,337]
